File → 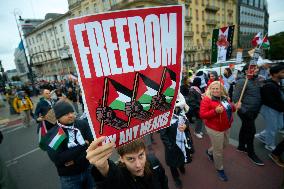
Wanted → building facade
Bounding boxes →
[238,0,269,55]
[24,13,75,81]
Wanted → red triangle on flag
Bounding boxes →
[136,76,148,100]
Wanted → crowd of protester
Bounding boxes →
[1,61,284,189]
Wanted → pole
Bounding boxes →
[14,12,35,90]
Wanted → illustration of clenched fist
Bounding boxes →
[96,106,115,123]
[125,101,143,116]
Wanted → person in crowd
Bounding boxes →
[180,76,191,99]
[200,81,240,181]
[86,137,169,189]
[258,59,272,83]
[46,100,94,189]
[255,64,284,151]
[269,139,284,168]
[6,90,17,115]
[160,93,194,188]
[66,87,79,114]
[13,91,33,127]
[222,68,235,100]
[195,71,208,93]
[207,71,224,88]
[78,90,84,113]
[233,64,264,166]
[34,89,55,131]
[188,77,204,138]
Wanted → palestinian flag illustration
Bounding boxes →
[162,68,176,104]
[48,127,66,151]
[136,73,159,111]
[97,78,130,133]
[108,79,132,111]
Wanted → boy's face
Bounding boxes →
[120,149,146,177]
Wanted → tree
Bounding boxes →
[268,32,284,60]
[11,75,21,81]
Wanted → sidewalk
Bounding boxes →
[0,95,40,129]
[151,131,283,189]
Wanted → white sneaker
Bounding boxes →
[194,132,203,139]
[265,145,276,152]
[255,133,266,144]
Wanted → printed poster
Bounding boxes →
[67,5,184,147]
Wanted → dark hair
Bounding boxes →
[269,64,284,75]
[183,76,189,85]
[224,68,232,77]
[192,77,201,87]
[209,71,218,80]
[117,139,146,157]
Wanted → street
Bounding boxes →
[0,96,283,189]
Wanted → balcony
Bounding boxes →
[185,16,192,22]
[184,31,194,37]
[206,19,218,25]
[205,4,220,12]
[184,46,197,52]
[201,32,208,38]
[227,21,234,25]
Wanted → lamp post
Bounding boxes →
[13,9,35,89]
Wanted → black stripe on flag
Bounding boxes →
[139,73,160,91]
[167,68,176,81]
[109,78,132,98]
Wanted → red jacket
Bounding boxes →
[199,96,236,132]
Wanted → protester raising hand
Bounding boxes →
[86,136,115,176]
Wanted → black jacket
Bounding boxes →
[261,79,284,112]
[34,98,55,131]
[160,114,194,168]
[188,88,202,118]
[92,154,168,189]
[233,77,262,113]
[46,120,93,176]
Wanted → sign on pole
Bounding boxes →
[67,6,184,147]
[236,48,243,64]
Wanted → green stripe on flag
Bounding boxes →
[109,100,126,111]
[138,94,152,104]
[49,133,66,150]
[211,28,219,63]
[164,88,175,97]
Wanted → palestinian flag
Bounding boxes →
[136,74,159,111]
[108,79,132,111]
[48,127,66,151]
[251,32,263,47]
[162,69,176,103]
[211,25,235,63]
[38,121,48,151]
[261,36,270,49]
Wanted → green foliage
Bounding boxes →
[268,32,284,60]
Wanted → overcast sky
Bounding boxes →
[0,0,283,71]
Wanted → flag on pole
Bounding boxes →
[211,25,235,63]
[38,121,48,150]
[261,36,270,49]
[251,32,263,47]
[18,40,24,51]
[48,127,66,151]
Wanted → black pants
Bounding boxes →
[273,139,284,156]
[170,166,185,180]
[237,111,258,155]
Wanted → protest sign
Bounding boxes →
[67,5,184,147]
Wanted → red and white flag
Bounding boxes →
[251,32,263,47]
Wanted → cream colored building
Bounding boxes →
[25,13,75,81]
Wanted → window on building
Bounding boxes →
[196,9,199,20]
[202,0,204,6]
[196,24,199,33]
[57,38,60,46]
[50,29,53,36]
[202,25,205,32]
[63,36,66,45]
[94,3,98,12]
[52,40,55,48]
[202,11,205,21]
[29,39,31,46]
[195,0,198,5]
[54,26,58,34]
[86,7,89,14]
[190,8,192,17]
[60,24,63,32]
